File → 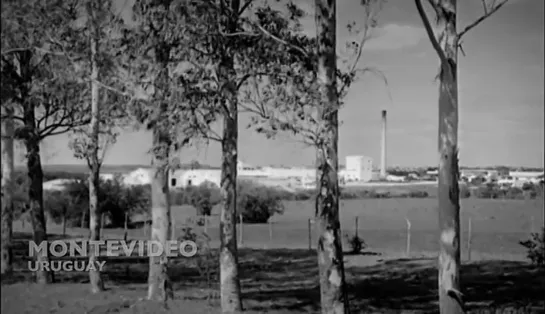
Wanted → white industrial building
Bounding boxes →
[100,156,376,190]
[343,155,373,182]
[122,168,153,186]
[172,169,221,188]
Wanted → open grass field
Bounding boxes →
[3,197,544,313]
[16,197,544,260]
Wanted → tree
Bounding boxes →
[119,0,202,303]
[59,0,128,293]
[241,1,384,312]
[1,104,15,275]
[1,0,89,284]
[178,2,329,310]
[414,0,509,312]
[313,0,348,312]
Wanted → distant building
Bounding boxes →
[43,178,78,191]
[343,155,373,182]
[386,174,406,182]
[122,168,153,186]
[173,169,221,188]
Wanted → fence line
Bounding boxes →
[13,211,540,260]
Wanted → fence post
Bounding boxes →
[100,212,105,239]
[268,218,273,245]
[355,216,359,238]
[204,216,208,234]
[171,216,176,240]
[62,208,67,238]
[405,218,411,258]
[308,218,312,251]
[239,214,243,247]
[467,217,472,262]
[123,212,128,241]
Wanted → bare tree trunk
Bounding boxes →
[147,128,172,302]
[434,3,464,314]
[88,18,104,292]
[415,1,463,313]
[146,43,173,301]
[314,0,349,313]
[219,98,242,312]
[12,49,52,284]
[23,114,52,284]
[218,1,243,312]
[1,105,15,275]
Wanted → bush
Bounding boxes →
[459,185,471,199]
[172,184,221,216]
[407,190,428,198]
[505,186,524,199]
[473,183,502,199]
[345,233,366,254]
[292,190,313,201]
[44,178,150,228]
[236,180,284,224]
[519,228,545,267]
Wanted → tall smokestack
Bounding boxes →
[380,110,387,179]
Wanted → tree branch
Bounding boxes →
[414,0,451,76]
[1,48,32,55]
[458,0,508,41]
[254,23,309,57]
[238,0,254,16]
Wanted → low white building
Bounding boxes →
[100,173,116,181]
[344,155,373,182]
[43,179,78,191]
[122,168,153,186]
[172,169,221,188]
[509,171,544,181]
[386,174,406,182]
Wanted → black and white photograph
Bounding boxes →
[0,0,543,313]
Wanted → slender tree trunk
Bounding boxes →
[23,110,52,284]
[218,1,243,312]
[314,0,349,313]
[88,19,104,292]
[415,1,464,313]
[434,3,463,313]
[147,128,172,302]
[436,26,464,314]
[1,105,15,275]
[219,98,242,312]
[146,45,172,301]
[13,49,52,284]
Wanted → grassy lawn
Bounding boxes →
[16,198,542,259]
[2,249,544,313]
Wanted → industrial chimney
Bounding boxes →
[380,110,387,179]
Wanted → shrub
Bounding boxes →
[345,233,366,254]
[44,178,150,228]
[408,190,428,198]
[504,186,524,199]
[236,180,284,224]
[459,185,471,199]
[172,184,221,216]
[519,228,545,267]
[292,190,313,201]
[473,183,501,199]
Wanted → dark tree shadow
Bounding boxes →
[4,232,544,313]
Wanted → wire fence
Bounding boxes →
[13,198,543,262]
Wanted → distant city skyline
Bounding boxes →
[14,0,544,168]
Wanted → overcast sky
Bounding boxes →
[28,0,544,168]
